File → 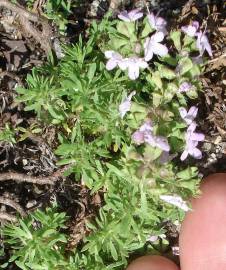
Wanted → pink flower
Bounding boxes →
[132,130,145,145]
[144,32,168,61]
[105,51,125,70]
[144,133,170,152]
[132,120,170,152]
[181,122,205,161]
[147,12,167,35]
[148,235,159,242]
[123,57,148,80]
[178,82,192,93]
[172,246,180,256]
[119,91,136,118]
[118,9,143,22]
[181,21,199,37]
[160,195,190,212]
[139,120,153,132]
[105,51,148,80]
[196,31,213,57]
[132,120,153,145]
[179,106,198,125]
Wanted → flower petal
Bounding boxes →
[105,50,114,59]
[188,106,198,118]
[138,59,148,69]
[190,147,202,159]
[144,133,156,146]
[155,136,170,152]
[156,17,166,28]
[179,107,188,119]
[128,90,136,100]
[118,11,130,22]
[119,100,130,118]
[151,31,164,43]
[118,59,128,70]
[187,122,197,133]
[159,151,170,164]
[203,37,213,57]
[128,64,139,80]
[139,120,153,132]
[190,132,205,142]
[152,42,168,57]
[106,59,117,70]
[192,21,199,30]
[178,82,192,93]
[147,13,155,28]
[132,130,145,144]
[180,150,188,161]
[129,9,143,21]
[144,48,154,62]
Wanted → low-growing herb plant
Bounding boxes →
[2,208,68,269]
[4,8,213,269]
[0,124,16,144]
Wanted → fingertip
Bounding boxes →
[126,255,179,270]
[180,173,226,270]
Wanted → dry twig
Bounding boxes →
[0,211,17,222]
[0,0,52,54]
[0,71,24,86]
[0,165,70,185]
[0,196,26,217]
[0,172,57,185]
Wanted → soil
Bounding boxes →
[0,0,225,268]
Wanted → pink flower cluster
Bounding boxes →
[182,21,212,57]
[105,11,213,81]
[179,106,204,160]
[132,120,170,152]
[107,10,207,162]
[105,10,168,80]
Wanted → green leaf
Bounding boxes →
[82,170,93,189]
[143,145,162,162]
[186,89,198,99]
[116,21,136,39]
[42,229,56,237]
[150,71,163,89]
[188,64,201,77]
[15,261,28,270]
[177,167,198,180]
[161,55,178,66]
[111,37,128,50]
[57,158,75,166]
[183,35,195,47]
[178,57,193,75]
[157,65,176,80]
[164,83,178,103]
[87,63,97,83]
[47,105,64,121]
[170,31,181,51]
[153,92,162,107]
[141,20,154,38]
[109,241,118,261]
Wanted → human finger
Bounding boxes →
[126,255,180,270]
[179,173,226,270]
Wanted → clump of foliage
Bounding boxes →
[2,9,212,269]
[0,124,16,144]
[2,208,67,269]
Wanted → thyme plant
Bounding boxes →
[2,9,212,269]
